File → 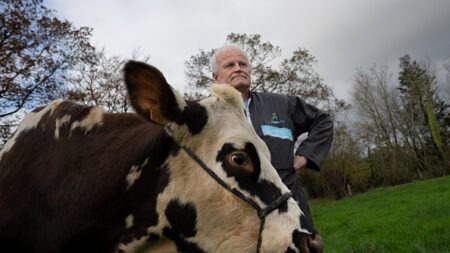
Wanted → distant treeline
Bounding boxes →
[303,58,450,199]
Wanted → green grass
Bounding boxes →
[311,176,450,253]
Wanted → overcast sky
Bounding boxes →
[46,0,450,101]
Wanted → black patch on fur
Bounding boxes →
[163,227,206,253]
[244,142,261,180]
[165,199,197,238]
[178,102,208,135]
[299,213,315,234]
[171,144,181,156]
[258,180,288,213]
[278,201,288,214]
[216,142,286,211]
[147,233,160,242]
[121,159,172,244]
[161,197,202,252]
[292,229,315,251]
[292,229,303,249]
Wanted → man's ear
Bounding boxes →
[123,61,186,125]
[212,72,218,82]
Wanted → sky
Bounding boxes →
[46,0,450,101]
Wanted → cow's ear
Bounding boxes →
[124,61,186,125]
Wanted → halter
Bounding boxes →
[180,145,293,253]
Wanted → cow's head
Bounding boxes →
[123,61,322,253]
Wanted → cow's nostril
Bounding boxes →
[307,233,323,253]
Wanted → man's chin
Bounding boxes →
[230,83,251,93]
[230,79,247,85]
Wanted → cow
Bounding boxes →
[0,61,323,253]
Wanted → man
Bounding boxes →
[211,44,333,232]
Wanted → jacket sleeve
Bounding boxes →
[290,96,334,171]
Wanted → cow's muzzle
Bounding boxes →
[297,232,323,253]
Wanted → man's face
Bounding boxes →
[213,49,251,93]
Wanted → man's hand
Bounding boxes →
[293,155,308,174]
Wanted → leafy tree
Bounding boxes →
[398,55,448,165]
[65,48,150,113]
[184,33,347,113]
[442,60,450,148]
[0,0,94,145]
[445,60,450,88]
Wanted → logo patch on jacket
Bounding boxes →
[261,125,293,141]
[269,113,285,125]
[261,112,292,141]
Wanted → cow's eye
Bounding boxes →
[229,151,249,167]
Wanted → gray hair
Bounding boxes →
[210,44,250,74]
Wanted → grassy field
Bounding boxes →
[310,176,450,253]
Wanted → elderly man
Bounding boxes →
[211,44,333,234]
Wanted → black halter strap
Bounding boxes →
[180,145,292,253]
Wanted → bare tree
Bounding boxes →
[0,0,94,118]
[351,65,401,148]
[65,48,150,113]
[0,0,94,148]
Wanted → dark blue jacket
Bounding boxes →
[246,91,333,230]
